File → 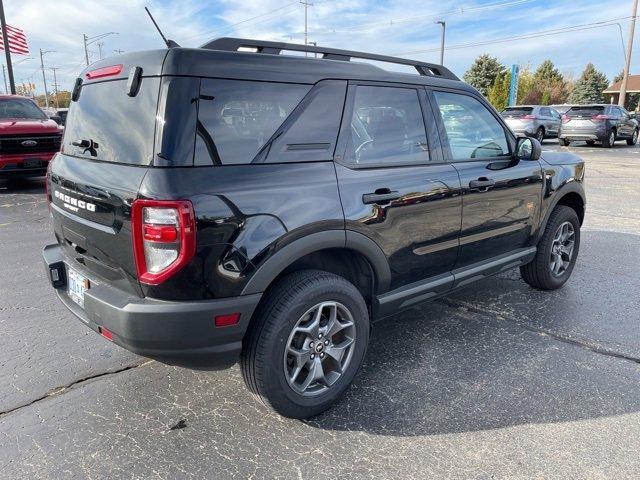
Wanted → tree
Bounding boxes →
[568,63,609,104]
[516,65,536,104]
[532,60,565,105]
[613,70,624,84]
[487,71,511,111]
[463,54,505,97]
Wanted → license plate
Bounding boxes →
[23,158,42,168]
[68,268,88,308]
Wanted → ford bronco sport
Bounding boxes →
[43,39,585,419]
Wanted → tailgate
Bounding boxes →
[49,154,148,296]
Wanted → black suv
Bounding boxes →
[43,39,586,419]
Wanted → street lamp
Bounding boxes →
[82,32,118,65]
[435,21,446,66]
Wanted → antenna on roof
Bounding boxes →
[145,7,180,48]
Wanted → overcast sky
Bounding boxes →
[3,0,635,95]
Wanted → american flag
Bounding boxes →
[0,25,29,55]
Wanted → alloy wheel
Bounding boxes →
[549,221,575,277]
[609,131,615,145]
[283,301,356,396]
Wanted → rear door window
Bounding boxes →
[195,79,310,165]
[342,85,429,167]
[64,78,160,165]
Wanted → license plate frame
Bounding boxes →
[67,268,88,308]
[23,158,43,168]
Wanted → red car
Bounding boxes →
[0,95,63,178]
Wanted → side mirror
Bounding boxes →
[516,136,541,161]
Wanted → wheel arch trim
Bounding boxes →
[241,230,391,295]
[537,182,586,242]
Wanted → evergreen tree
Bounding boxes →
[533,60,564,90]
[568,63,609,104]
[463,54,505,97]
[487,71,511,111]
[613,71,624,84]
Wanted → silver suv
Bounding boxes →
[501,105,562,143]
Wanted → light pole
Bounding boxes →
[50,67,59,108]
[0,0,15,93]
[619,0,638,107]
[435,21,446,65]
[39,48,54,109]
[82,32,118,65]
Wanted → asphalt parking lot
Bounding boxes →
[1,141,639,479]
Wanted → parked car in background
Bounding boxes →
[550,104,574,115]
[0,95,63,178]
[500,105,561,142]
[55,108,68,126]
[559,104,638,148]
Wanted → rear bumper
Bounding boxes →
[43,243,261,370]
[559,127,607,141]
[0,151,55,176]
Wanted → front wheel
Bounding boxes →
[535,127,545,143]
[558,138,570,146]
[520,205,580,290]
[241,270,370,419]
[627,129,638,146]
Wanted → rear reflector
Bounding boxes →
[99,327,113,341]
[214,313,241,327]
[85,64,123,80]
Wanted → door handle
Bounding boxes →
[362,190,401,205]
[469,178,495,191]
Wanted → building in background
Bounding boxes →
[603,75,640,110]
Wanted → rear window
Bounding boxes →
[501,107,533,117]
[195,79,310,165]
[63,78,160,165]
[567,106,604,117]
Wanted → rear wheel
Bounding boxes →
[520,205,580,290]
[627,129,638,146]
[535,127,545,143]
[241,270,369,419]
[558,138,570,146]
[602,129,616,148]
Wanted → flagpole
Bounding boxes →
[0,0,15,94]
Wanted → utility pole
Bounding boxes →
[83,32,117,66]
[50,67,59,108]
[436,21,446,65]
[83,33,89,65]
[114,48,124,55]
[1,64,7,94]
[39,48,54,109]
[0,0,15,94]
[300,1,312,55]
[97,41,104,60]
[619,0,638,107]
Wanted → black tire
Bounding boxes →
[535,127,545,143]
[627,129,638,146]
[558,138,570,146]
[241,269,370,419]
[585,140,596,146]
[602,129,615,148]
[520,205,580,290]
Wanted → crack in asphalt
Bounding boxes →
[0,360,153,418]
[438,298,640,366]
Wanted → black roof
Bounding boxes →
[82,38,469,91]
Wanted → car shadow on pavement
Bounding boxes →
[306,230,640,436]
[0,177,45,194]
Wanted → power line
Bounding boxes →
[281,0,537,37]
[183,1,300,42]
[394,16,635,56]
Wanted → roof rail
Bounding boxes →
[200,37,459,81]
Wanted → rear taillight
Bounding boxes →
[562,114,571,123]
[592,114,612,122]
[522,114,537,120]
[131,199,196,285]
